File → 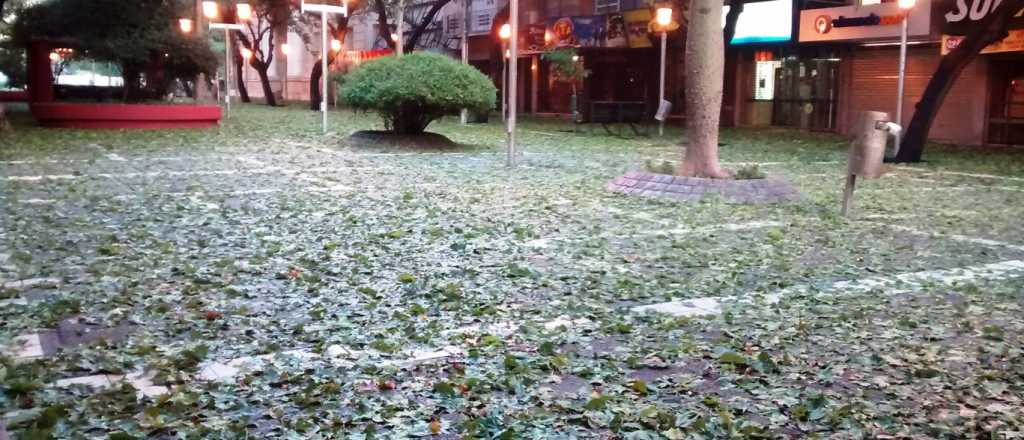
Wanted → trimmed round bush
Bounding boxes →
[340,52,497,135]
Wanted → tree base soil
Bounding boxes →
[608,170,800,204]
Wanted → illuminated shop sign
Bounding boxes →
[724,0,794,45]
[815,13,902,34]
[799,0,932,43]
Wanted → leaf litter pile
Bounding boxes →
[1,105,1023,438]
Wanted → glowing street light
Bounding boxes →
[240,47,253,60]
[893,0,915,155]
[202,1,219,19]
[499,23,511,40]
[235,3,252,21]
[191,2,249,116]
[280,43,290,56]
[656,6,672,136]
[331,39,343,52]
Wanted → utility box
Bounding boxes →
[847,110,890,179]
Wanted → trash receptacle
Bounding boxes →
[842,110,898,216]
[848,110,890,179]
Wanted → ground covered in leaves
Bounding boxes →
[2,104,1023,438]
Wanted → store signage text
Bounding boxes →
[814,13,902,34]
[942,28,1024,54]
[942,0,1024,35]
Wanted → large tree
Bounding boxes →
[9,0,217,101]
[235,0,289,106]
[894,0,1024,162]
[679,0,730,177]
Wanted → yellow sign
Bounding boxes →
[942,29,1024,55]
[624,9,654,48]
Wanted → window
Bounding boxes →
[595,0,620,14]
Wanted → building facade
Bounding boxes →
[728,0,1024,145]
[235,0,1024,146]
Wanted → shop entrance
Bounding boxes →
[988,57,1024,146]
[771,58,840,131]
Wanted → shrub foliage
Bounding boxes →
[340,52,496,135]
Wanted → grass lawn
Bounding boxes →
[1,103,1023,438]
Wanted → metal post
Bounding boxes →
[225,28,231,116]
[321,10,328,134]
[506,0,518,168]
[841,174,857,217]
[397,0,405,57]
[501,42,507,123]
[892,12,909,154]
[658,31,667,137]
[460,0,469,124]
[282,46,288,105]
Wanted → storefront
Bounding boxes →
[531,8,685,121]
[725,0,845,131]
[791,0,1024,145]
[943,7,1024,146]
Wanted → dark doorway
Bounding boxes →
[772,58,839,131]
[988,57,1024,146]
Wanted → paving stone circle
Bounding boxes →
[607,170,801,204]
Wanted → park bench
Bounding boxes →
[587,101,650,137]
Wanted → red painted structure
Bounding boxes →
[0,91,29,102]
[21,41,222,129]
[30,103,223,129]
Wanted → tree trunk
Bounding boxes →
[254,64,278,106]
[235,55,251,103]
[894,0,1024,162]
[122,65,143,102]
[0,104,9,132]
[679,0,730,178]
[309,61,322,111]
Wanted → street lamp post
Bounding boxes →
[506,0,519,168]
[280,43,290,104]
[191,1,249,117]
[300,0,349,134]
[499,24,511,123]
[655,7,672,137]
[895,0,915,155]
[461,0,470,124]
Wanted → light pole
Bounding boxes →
[280,43,290,104]
[300,0,349,134]
[894,0,915,155]
[506,0,519,168]
[499,23,511,123]
[655,7,672,137]
[190,2,250,117]
[460,0,470,124]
